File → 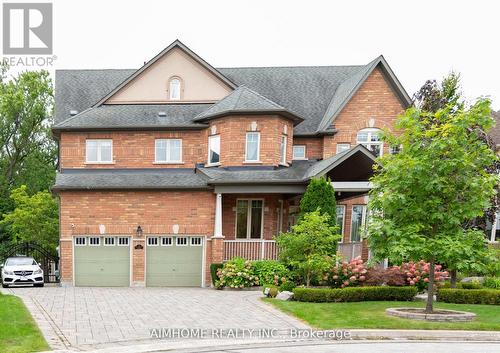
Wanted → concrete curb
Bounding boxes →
[38,338,500,353]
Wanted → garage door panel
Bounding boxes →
[74,239,130,287]
[146,237,202,287]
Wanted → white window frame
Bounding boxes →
[161,237,173,246]
[75,237,86,246]
[190,237,202,246]
[117,237,130,246]
[176,237,188,246]
[85,139,113,164]
[147,237,159,246]
[356,128,383,157]
[350,205,367,242]
[292,145,307,160]
[89,237,100,246]
[235,198,264,239]
[207,134,221,166]
[154,139,182,163]
[245,132,261,162]
[104,237,115,246]
[280,135,287,165]
[169,77,181,100]
[336,205,346,243]
[336,143,351,154]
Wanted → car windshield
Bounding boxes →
[5,258,37,266]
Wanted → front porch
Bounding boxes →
[208,145,377,263]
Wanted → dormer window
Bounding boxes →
[169,77,181,100]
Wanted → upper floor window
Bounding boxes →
[155,139,182,163]
[280,135,287,164]
[357,128,383,157]
[245,132,260,162]
[208,135,220,165]
[292,145,306,160]
[336,143,350,154]
[86,139,112,163]
[169,77,181,100]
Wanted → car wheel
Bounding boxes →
[34,283,44,287]
[1,283,7,288]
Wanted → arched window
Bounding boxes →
[169,77,181,100]
[357,128,383,156]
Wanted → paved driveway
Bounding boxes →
[6,287,308,351]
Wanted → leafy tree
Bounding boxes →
[276,210,340,286]
[0,68,56,242]
[1,185,58,251]
[299,176,337,228]
[368,97,498,312]
[0,69,54,185]
[413,73,499,286]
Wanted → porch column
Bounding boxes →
[211,193,225,264]
[214,193,223,238]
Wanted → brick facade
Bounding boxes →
[322,67,405,159]
[60,130,206,169]
[56,64,405,286]
[207,115,294,167]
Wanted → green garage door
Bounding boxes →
[74,236,130,287]
[146,236,203,287]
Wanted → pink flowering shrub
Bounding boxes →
[392,260,448,292]
[327,256,368,288]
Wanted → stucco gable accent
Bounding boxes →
[96,40,236,106]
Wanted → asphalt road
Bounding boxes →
[173,340,500,353]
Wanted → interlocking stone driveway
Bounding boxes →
[6,287,308,351]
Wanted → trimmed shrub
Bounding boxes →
[461,281,482,290]
[327,256,367,288]
[293,286,417,303]
[210,263,223,286]
[364,267,407,287]
[483,277,500,290]
[252,260,289,286]
[279,281,297,292]
[437,288,500,305]
[216,257,259,289]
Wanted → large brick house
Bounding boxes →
[52,40,411,287]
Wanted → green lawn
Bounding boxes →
[265,299,500,331]
[0,292,49,353]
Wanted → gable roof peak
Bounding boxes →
[93,39,237,107]
[316,54,411,132]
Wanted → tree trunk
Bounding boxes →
[425,258,435,313]
[306,272,311,287]
[450,269,457,288]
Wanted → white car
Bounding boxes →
[1,256,44,288]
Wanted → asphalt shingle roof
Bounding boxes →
[53,43,410,135]
[193,86,302,123]
[53,104,210,130]
[54,65,368,134]
[52,169,210,191]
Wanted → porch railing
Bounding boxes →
[223,240,362,262]
[337,242,363,261]
[223,240,279,261]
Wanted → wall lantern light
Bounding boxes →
[136,225,143,238]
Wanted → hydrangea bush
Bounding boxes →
[393,260,448,292]
[215,257,259,289]
[252,260,289,286]
[327,256,368,288]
